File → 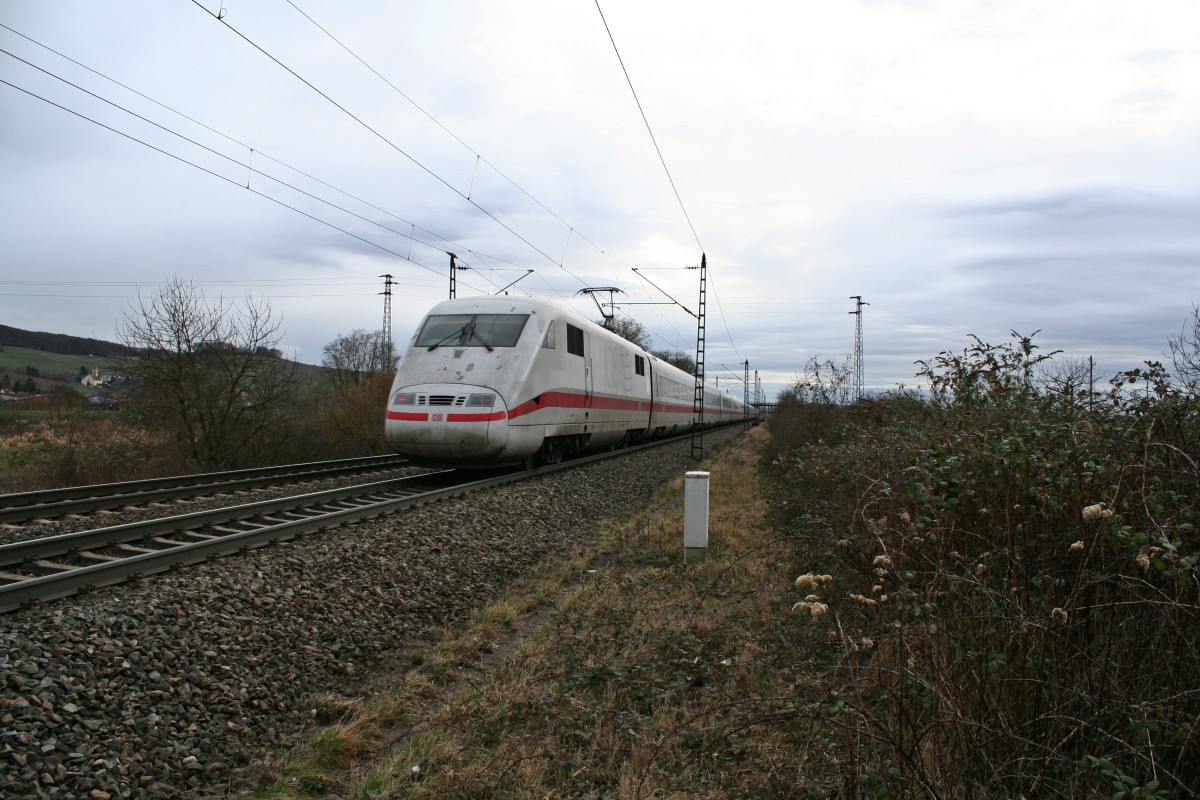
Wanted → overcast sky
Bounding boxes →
[3,1,1199,400]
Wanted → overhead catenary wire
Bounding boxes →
[592,2,747,365]
[0,77,500,297]
[191,0,587,292]
[281,0,630,290]
[593,0,702,254]
[6,11,743,359]
[0,35,540,296]
[279,0,721,316]
[0,25,546,284]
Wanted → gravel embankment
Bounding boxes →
[1,429,741,798]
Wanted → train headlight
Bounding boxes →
[392,392,416,406]
[466,393,496,407]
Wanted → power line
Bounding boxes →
[593,0,702,253]
[0,76,502,296]
[0,26,551,283]
[6,13,740,355]
[281,0,632,290]
[191,0,588,289]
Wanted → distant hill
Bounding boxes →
[0,325,131,358]
[0,325,332,396]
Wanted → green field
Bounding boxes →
[0,346,123,392]
[0,345,333,395]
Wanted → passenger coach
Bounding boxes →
[384,296,749,467]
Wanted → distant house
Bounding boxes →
[81,368,114,388]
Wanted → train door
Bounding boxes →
[584,333,593,404]
[566,323,589,419]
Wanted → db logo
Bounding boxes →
[432,413,445,422]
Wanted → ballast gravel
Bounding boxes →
[0,430,741,798]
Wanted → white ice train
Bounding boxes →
[384,296,752,467]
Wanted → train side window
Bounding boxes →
[541,322,556,349]
[567,324,584,357]
[634,355,645,375]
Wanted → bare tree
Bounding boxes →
[601,315,651,350]
[321,371,393,455]
[1168,304,1200,394]
[1037,355,1096,406]
[322,329,392,391]
[118,278,299,469]
[785,355,853,406]
[598,314,699,375]
[651,349,697,375]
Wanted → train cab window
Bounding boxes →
[634,355,645,375]
[416,313,529,349]
[541,322,556,349]
[566,324,584,357]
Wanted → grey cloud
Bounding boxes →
[945,188,1200,240]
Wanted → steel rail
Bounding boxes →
[0,454,409,524]
[0,429,724,614]
[0,468,496,613]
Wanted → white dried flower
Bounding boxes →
[849,593,879,607]
[837,539,853,548]
[1051,607,1068,623]
[878,594,888,603]
[794,573,833,590]
[873,554,892,567]
[791,601,829,620]
[872,584,883,594]
[898,510,911,523]
[860,637,875,649]
[805,594,820,602]
[1136,553,1151,570]
[1082,502,1110,523]
[1069,541,1085,553]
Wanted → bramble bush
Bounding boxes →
[768,320,1199,798]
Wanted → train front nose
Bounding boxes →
[385,384,509,462]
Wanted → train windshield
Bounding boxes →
[416,314,529,349]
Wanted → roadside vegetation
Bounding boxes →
[765,316,1200,797]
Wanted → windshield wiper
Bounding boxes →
[467,328,494,352]
[427,326,466,351]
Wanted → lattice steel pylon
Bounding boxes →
[379,273,394,372]
[849,295,868,403]
[690,253,707,461]
[743,359,751,430]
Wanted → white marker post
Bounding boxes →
[684,470,710,564]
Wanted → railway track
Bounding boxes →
[0,467,514,613]
[0,454,409,524]
[0,432,713,614]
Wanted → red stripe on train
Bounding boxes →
[390,391,744,424]
[507,390,651,420]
